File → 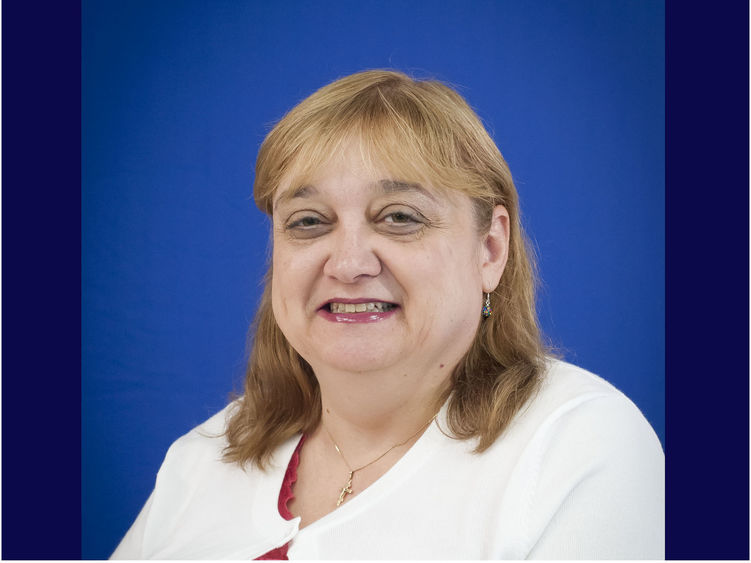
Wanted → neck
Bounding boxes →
[311,361,450,458]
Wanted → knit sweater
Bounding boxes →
[111,359,665,559]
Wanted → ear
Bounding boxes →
[480,205,510,292]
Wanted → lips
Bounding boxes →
[328,302,396,313]
[318,298,399,323]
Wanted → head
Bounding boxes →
[254,69,522,270]
[224,70,545,466]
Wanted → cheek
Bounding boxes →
[390,238,483,315]
[271,243,293,321]
[411,239,483,289]
[271,241,322,312]
[270,266,285,324]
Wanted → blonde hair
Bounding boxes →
[224,70,546,468]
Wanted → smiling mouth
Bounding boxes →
[326,302,397,314]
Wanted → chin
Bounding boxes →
[306,344,399,375]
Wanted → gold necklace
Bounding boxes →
[323,414,437,507]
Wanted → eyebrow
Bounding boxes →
[273,184,318,209]
[378,179,436,201]
[288,184,318,199]
[274,178,436,209]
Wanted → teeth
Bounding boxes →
[330,302,394,314]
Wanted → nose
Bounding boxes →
[323,223,382,283]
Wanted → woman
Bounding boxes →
[112,70,664,559]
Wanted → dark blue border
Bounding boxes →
[665,2,749,559]
[1,1,82,559]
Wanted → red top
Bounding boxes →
[254,436,305,560]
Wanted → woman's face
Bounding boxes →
[271,144,508,379]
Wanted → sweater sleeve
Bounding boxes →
[523,392,665,560]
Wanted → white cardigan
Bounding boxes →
[111,360,665,559]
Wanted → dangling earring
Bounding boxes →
[482,292,492,319]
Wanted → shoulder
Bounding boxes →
[514,360,665,558]
[487,358,664,493]
[428,360,663,558]
[169,402,236,451]
[537,357,630,404]
[522,358,661,446]
[157,402,239,483]
[119,403,300,559]
[512,358,665,516]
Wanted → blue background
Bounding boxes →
[82,1,664,558]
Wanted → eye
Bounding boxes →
[283,211,331,239]
[383,211,417,225]
[376,206,426,235]
[292,216,322,228]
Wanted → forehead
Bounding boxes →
[274,178,440,208]
[271,143,456,210]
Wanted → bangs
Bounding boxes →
[255,72,503,215]
[271,126,460,209]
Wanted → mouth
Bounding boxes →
[325,301,397,314]
[318,299,399,323]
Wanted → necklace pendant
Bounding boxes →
[336,471,354,507]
